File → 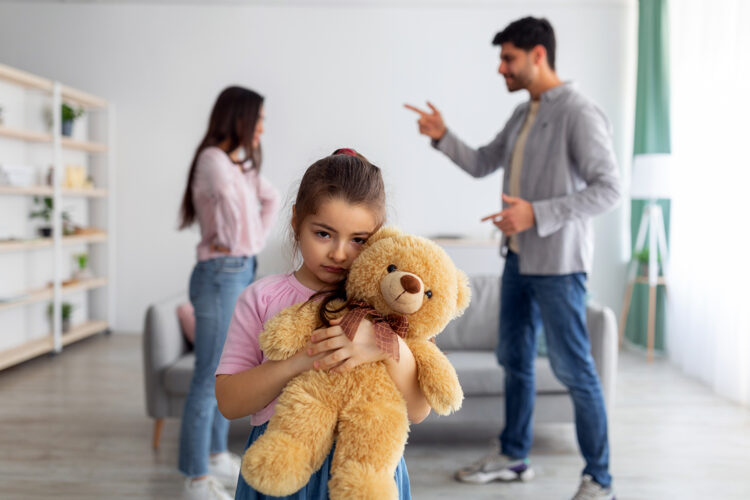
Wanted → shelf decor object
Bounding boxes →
[60,103,84,137]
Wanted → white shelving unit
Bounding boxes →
[0,62,115,371]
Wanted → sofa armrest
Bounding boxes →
[586,301,618,416]
[142,294,190,419]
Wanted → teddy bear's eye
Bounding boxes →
[387,264,397,273]
[425,290,433,299]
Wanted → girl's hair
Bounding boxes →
[179,86,264,229]
[292,148,386,326]
[292,148,386,239]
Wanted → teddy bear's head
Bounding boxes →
[345,227,471,340]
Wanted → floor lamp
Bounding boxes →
[619,153,671,362]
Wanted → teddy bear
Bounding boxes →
[241,227,470,500]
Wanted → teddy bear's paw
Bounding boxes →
[258,302,321,360]
[241,432,314,496]
[424,385,464,416]
[329,463,398,500]
[259,329,308,360]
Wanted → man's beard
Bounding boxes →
[504,72,532,92]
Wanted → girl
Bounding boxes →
[178,86,281,500]
[215,149,430,500]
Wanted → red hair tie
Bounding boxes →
[333,148,358,157]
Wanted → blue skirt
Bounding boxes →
[234,422,412,500]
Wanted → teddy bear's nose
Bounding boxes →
[400,274,422,294]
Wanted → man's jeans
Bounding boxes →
[497,251,611,488]
[178,256,256,478]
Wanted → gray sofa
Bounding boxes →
[143,293,190,449]
[142,293,251,449]
[411,274,618,441]
[143,275,617,447]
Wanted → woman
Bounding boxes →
[178,86,280,500]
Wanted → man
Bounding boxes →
[405,16,620,500]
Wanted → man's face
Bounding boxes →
[498,42,536,92]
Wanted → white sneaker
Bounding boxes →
[183,476,233,500]
[208,452,241,489]
[571,474,616,500]
[454,453,534,484]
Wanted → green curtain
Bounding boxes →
[625,0,671,350]
[633,0,671,155]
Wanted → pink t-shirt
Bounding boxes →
[216,273,317,426]
[192,147,280,261]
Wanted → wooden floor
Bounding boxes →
[0,333,749,500]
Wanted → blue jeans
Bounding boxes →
[179,256,257,478]
[497,252,611,488]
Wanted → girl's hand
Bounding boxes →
[308,317,388,373]
[288,335,334,374]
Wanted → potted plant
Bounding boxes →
[635,248,663,276]
[29,196,75,237]
[72,252,91,280]
[29,196,53,237]
[61,103,84,137]
[47,301,74,333]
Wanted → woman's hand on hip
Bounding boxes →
[210,243,231,254]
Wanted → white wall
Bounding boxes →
[0,0,635,332]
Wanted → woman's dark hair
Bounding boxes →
[292,148,386,326]
[179,86,264,229]
[492,16,557,71]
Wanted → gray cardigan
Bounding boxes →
[434,82,621,275]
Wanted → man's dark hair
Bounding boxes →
[492,17,557,71]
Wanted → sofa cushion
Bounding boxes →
[437,274,550,357]
[437,275,500,351]
[163,353,195,396]
[446,351,566,396]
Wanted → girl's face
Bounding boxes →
[294,198,379,291]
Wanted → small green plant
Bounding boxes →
[634,248,665,276]
[61,103,84,122]
[29,196,74,236]
[634,248,663,264]
[29,196,53,222]
[76,253,88,270]
[72,252,91,280]
[45,104,85,136]
[47,301,74,320]
[47,301,74,332]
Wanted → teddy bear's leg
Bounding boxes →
[327,382,409,500]
[241,375,339,496]
[406,338,464,415]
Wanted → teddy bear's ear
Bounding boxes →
[455,270,471,315]
[364,226,402,247]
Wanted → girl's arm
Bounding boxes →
[216,337,326,420]
[216,290,336,420]
[308,321,431,424]
[384,336,432,424]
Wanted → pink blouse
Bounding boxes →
[216,273,317,426]
[192,147,280,261]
